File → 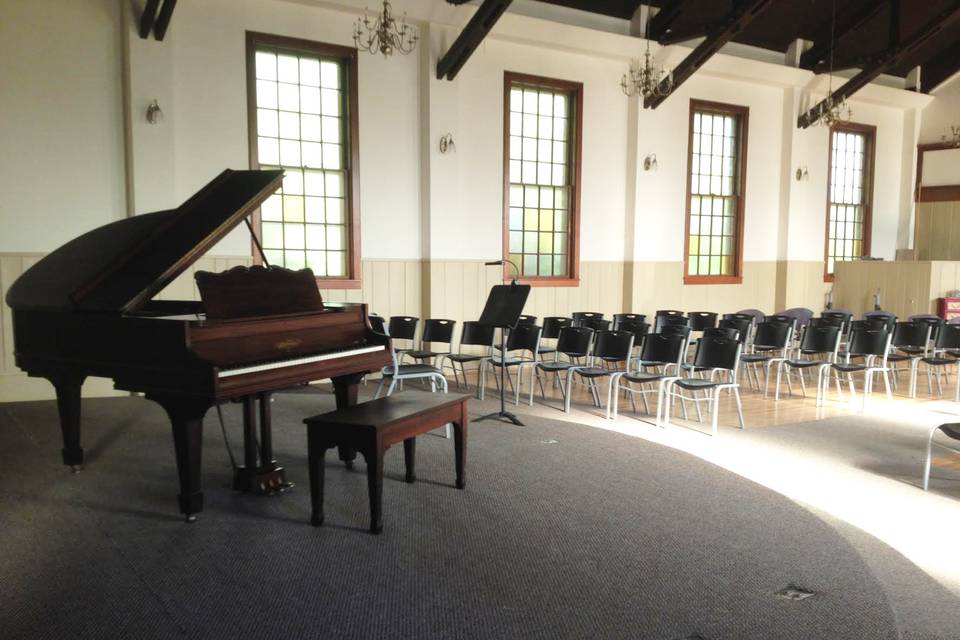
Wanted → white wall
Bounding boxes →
[0,0,126,252]
[920,77,960,144]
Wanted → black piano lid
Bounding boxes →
[5,169,284,314]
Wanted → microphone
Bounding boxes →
[485,259,520,289]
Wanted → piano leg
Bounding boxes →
[233,392,289,494]
[50,372,86,470]
[149,395,211,522]
[331,373,364,469]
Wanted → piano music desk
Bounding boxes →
[304,391,469,534]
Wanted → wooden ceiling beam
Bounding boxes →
[437,0,513,81]
[648,0,691,41]
[154,0,177,41]
[138,0,161,39]
[921,40,960,93]
[798,3,960,128]
[799,1,885,71]
[644,0,774,110]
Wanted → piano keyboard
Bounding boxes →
[218,345,386,378]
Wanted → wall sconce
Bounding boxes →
[146,99,163,125]
[795,166,809,181]
[643,153,658,171]
[439,133,455,154]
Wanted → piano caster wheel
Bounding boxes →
[184,514,198,524]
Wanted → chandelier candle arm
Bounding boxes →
[354,0,419,57]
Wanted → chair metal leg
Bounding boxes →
[386,377,398,397]
[734,387,745,429]
[564,369,576,413]
[924,427,938,490]
[375,377,386,399]
[711,389,720,436]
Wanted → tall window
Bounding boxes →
[504,72,582,285]
[825,123,874,279]
[684,100,748,284]
[246,32,360,288]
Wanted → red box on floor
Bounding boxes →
[938,297,960,322]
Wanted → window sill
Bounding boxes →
[511,277,581,288]
[316,278,362,290]
[683,275,743,285]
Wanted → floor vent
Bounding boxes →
[775,584,817,601]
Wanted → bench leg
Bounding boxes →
[453,406,467,490]
[307,429,326,527]
[403,437,416,483]
[363,447,384,534]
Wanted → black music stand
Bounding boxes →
[477,282,531,426]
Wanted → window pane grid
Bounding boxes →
[827,130,867,275]
[254,46,349,277]
[687,110,740,277]
[508,82,573,277]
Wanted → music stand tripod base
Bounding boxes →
[475,283,531,427]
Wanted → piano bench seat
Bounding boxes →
[303,390,470,534]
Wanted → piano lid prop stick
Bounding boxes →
[244,217,270,266]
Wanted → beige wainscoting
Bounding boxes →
[833,260,960,318]
[915,201,960,261]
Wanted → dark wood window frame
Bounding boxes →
[823,121,875,283]
[245,31,362,289]
[502,71,583,287]
[683,99,748,285]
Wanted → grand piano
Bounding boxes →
[5,169,391,521]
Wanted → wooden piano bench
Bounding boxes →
[303,390,469,534]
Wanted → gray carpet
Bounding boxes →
[0,391,958,639]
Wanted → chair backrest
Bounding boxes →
[573,317,612,331]
[863,310,897,334]
[723,312,757,325]
[798,324,841,357]
[687,311,718,331]
[555,326,594,358]
[516,315,537,325]
[656,309,684,317]
[639,332,686,366]
[421,319,456,345]
[909,314,944,343]
[660,324,692,339]
[751,321,792,350]
[704,326,739,341]
[612,313,646,329]
[810,316,844,329]
[459,321,495,349]
[891,321,930,350]
[718,318,751,344]
[542,316,572,339]
[734,309,765,323]
[368,314,387,335]
[936,323,960,350]
[654,314,691,332]
[821,310,853,333]
[591,330,634,363]
[777,307,814,327]
[572,311,603,320]
[845,328,891,361]
[617,319,650,338]
[388,316,419,341]
[506,323,542,357]
[692,335,741,373]
[765,314,798,330]
[849,319,888,334]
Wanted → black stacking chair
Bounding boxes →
[368,314,386,335]
[687,312,718,332]
[573,316,612,331]
[659,323,692,346]
[816,328,892,411]
[613,313,646,330]
[740,321,792,396]
[654,314,691,332]
[406,319,456,366]
[539,317,571,359]
[572,311,603,319]
[885,321,931,394]
[483,323,542,406]
[775,324,841,401]
[908,315,945,356]
[517,315,537,325]
[375,337,448,401]
[617,319,650,363]
[864,310,897,335]
[915,324,960,401]
[388,316,419,360]
[719,318,751,346]
[610,332,686,424]
[656,309,684,319]
[723,312,758,325]
[564,330,634,414]
[532,326,593,407]
[821,310,853,334]
[924,422,960,490]
[439,321,495,393]
[663,335,745,436]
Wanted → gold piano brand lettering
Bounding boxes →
[275,338,302,351]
